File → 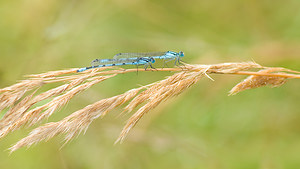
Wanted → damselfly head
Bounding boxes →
[179,51,184,57]
[150,57,155,63]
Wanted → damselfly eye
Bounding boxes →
[179,51,184,57]
[151,58,155,63]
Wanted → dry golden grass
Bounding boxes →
[0,62,299,153]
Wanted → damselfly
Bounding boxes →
[77,51,184,72]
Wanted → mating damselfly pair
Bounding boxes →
[77,51,184,72]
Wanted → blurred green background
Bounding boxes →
[0,0,300,168]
